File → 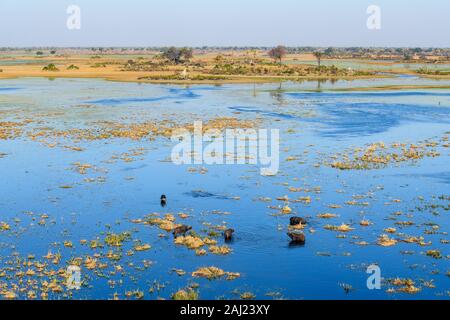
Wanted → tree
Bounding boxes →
[268,45,287,64]
[180,47,193,62]
[324,47,334,56]
[313,51,323,67]
[162,47,193,64]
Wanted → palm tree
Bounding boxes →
[313,51,323,68]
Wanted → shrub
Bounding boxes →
[91,63,107,68]
[42,64,59,71]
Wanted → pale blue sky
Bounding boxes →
[0,0,449,47]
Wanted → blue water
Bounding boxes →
[0,59,56,66]
[86,89,201,105]
[287,91,450,98]
[0,87,22,92]
[0,77,448,300]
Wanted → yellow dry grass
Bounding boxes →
[208,245,232,255]
[377,234,397,247]
[174,236,205,249]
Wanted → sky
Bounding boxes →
[0,0,449,47]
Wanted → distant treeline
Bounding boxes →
[1,46,449,58]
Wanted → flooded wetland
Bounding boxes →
[0,75,449,300]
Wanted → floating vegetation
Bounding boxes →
[281,205,292,214]
[240,292,256,300]
[387,278,421,294]
[192,267,240,280]
[72,162,94,174]
[225,272,241,281]
[328,204,342,209]
[144,215,179,232]
[384,227,397,234]
[171,289,199,300]
[426,250,442,259]
[104,232,132,247]
[0,121,31,140]
[134,244,151,251]
[171,269,186,276]
[208,245,232,255]
[324,224,354,232]
[317,213,338,219]
[174,236,205,249]
[84,257,97,270]
[125,290,145,299]
[377,234,398,247]
[195,249,207,256]
[401,235,429,246]
[395,221,414,227]
[9,118,256,148]
[277,195,289,202]
[329,140,443,170]
[63,241,73,248]
[2,291,17,300]
[0,222,11,231]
